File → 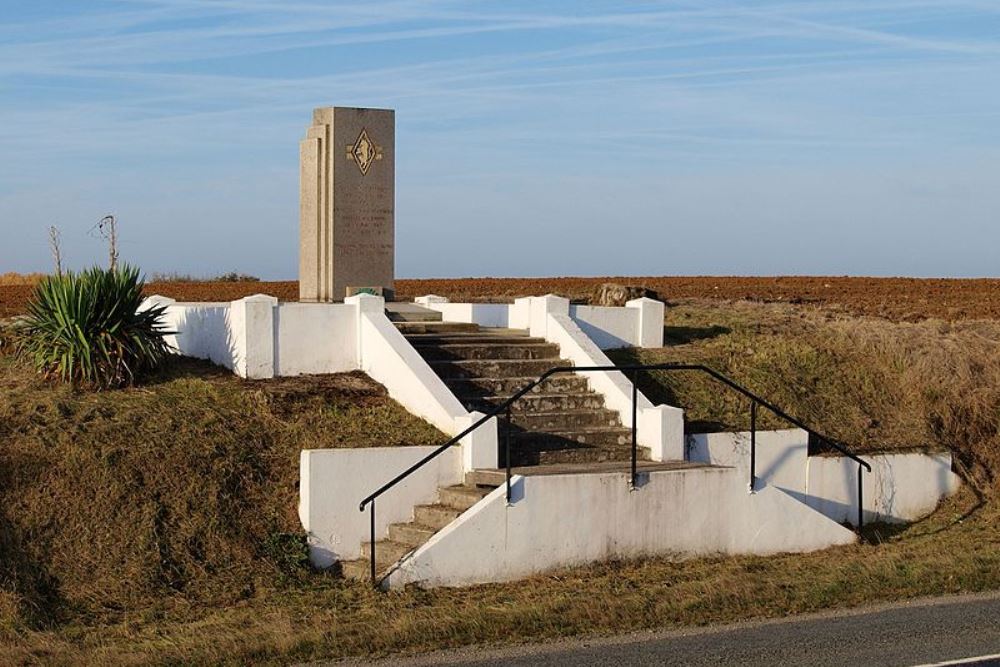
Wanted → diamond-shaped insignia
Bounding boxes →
[346,128,382,175]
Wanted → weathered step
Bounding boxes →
[467,393,607,414]
[413,342,561,361]
[361,539,413,565]
[385,304,443,323]
[439,484,493,511]
[413,504,462,530]
[445,375,591,397]
[404,333,538,345]
[340,557,380,581]
[506,409,621,430]
[429,358,569,380]
[511,445,651,466]
[511,426,634,449]
[388,522,437,547]
[466,469,506,487]
[394,322,480,334]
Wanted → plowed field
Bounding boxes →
[2,276,999,322]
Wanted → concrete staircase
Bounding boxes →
[401,322,646,466]
[340,470,502,581]
[339,306,650,582]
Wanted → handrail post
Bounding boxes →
[857,463,864,535]
[369,499,376,586]
[630,370,638,489]
[505,407,512,504]
[749,400,758,492]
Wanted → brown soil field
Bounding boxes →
[2,276,999,321]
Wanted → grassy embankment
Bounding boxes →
[0,299,998,664]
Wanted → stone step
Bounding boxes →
[511,445,651,467]
[428,358,569,380]
[445,374,591,397]
[340,557,378,581]
[505,409,621,430]
[385,303,443,323]
[413,503,462,530]
[394,322,481,335]
[361,539,413,565]
[388,522,437,547]
[439,484,493,511]
[465,469,507,487]
[467,393,607,413]
[413,342,561,361]
[511,426,634,449]
[404,333,539,345]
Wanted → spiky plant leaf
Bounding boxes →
[18,265,173,388]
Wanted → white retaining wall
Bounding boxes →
[350,294,498,469]
[300,446,463,566]
[805,451,959,525]
[154,295,357,377]
[687,429,962,524]
[416,294,664,349]
[275,302,357,376]
[386,465,857,588]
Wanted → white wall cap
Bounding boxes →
[539,294,570,311]
[238,294,279,305]
[138,295,176,312]
[415,295,449,305]
[626,297,662,307]
[346,293,386,312]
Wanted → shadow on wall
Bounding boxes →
[169,306,240,372]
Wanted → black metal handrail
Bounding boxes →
[358,363,871,585]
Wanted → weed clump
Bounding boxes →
[18,265,171,388]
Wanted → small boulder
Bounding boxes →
[589,283,660,307]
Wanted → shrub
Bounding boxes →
[18,265,172,388]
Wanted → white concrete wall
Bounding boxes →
[152,295,358,378]
[274,302,357,376]
[569,304,639,349]
[300,446,463,566]
[544,308,684,461]
[423,302,512,328]
[387,465,856,588]
[688,430,961,525]
[416,295,664,348]
[687,429,809,494]
[805,452,960,524]
[159,301,238,370]
[355,297,465,434]
[350,294,498,471]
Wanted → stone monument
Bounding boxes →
[299,106,395,302]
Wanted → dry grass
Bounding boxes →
[1,299,999,664]
[0,354,442,636]
[610,299,1000,493]
[0,272,45,286]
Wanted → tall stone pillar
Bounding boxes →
[299,106,395,302]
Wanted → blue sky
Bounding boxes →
[1,1,998,279]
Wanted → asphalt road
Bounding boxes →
[336,592,1000,667]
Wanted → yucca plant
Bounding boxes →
[19,264,172,388]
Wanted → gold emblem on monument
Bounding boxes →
[346,128,382,175]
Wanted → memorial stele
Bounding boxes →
[299,106,395,302]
